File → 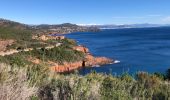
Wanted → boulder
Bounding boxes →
[73,45,89,53]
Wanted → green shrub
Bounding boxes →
[29,47,84,64]
[1,63,170,100]
[27,64,49,86]
[154,72,166,80]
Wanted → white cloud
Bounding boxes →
[112,16,146,19]
[113,14,162,19]
[77,23,102,26]
[162,16,170,22]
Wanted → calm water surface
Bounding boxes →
[65,27,170,75]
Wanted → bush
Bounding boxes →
[29,47,84,64]
[0,53,30,67]
[154,72,165,80]
[0,63,170,100]
[100,76,132,100]
[27,64,49,87]
[0,63,37,100]
[0,26,32,40]
[166,68,170,80]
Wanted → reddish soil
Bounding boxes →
[0,39,14,51]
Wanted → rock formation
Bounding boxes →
[32,34,65,41]
[50,45,113,73]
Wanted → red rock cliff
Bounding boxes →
[50,45,113,73]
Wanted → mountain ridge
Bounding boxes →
[78,23,170,29]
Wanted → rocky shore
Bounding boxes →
[31,31,114,73]
[50,45,113,73]
[0,35,114,73]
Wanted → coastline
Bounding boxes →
[27,32,115,73]
[50,45,114,73]
[33,32,114,73]
[0,30,114,73]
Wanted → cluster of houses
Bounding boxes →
[32,34,65,41]
[48,26,89,34]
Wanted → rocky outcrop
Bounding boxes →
[50,45,113,73]
[50,55,113,73]
[50,61,83,72]
[25,45,114,73]
[73,45,89,53]
[85,54,113,66]
[32,34,65,41]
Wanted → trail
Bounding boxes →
[0,43,62,56]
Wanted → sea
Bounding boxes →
[65,27,170,76]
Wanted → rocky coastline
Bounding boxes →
[31,34,114,73]
[0,33,115,73]
[50,45,114,73]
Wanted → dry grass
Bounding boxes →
[0,63,37,100]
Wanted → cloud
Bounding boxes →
[162,16,170,22]
[113,14,162,19]
[112,16,146,19]
[77,23,102,26]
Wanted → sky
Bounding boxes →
[1,0,170,25]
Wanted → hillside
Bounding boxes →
[0,19,99,39]
[0,18,99,51]
[0,18,110,73]
[0,18,30,30]
[0,18,34,40]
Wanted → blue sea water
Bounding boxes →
[65,27,170,75]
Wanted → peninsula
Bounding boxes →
[0,18,113,72]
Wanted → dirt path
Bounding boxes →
[0,43,62,56]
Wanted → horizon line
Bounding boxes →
[1,17,170,26]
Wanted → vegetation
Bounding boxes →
[166,69,170,80]
[0,63,170,100]
[29,47,84,64]
[0,39,84,67]
[0,18,170,100]
[0,26,32,40]
[0,63,37,100]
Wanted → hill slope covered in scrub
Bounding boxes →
[0,18,88,69]
[0,63,170,100]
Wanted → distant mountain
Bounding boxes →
[0,19,79,30]
[0,18,99,40]
[83,23,170,29]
